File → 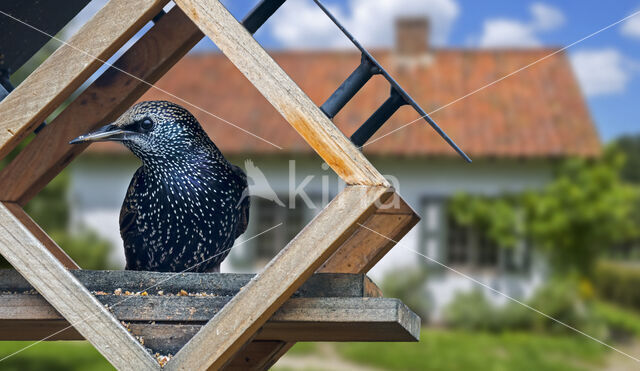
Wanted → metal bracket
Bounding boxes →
[313,0,470,162]
[242,0,287,35]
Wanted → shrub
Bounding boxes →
[443,278,606,336]
[381,265,430,321]
[595,260,640,310]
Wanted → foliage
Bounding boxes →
[450,147,639,275]
[594,301,640,340]
[594,260,640,310]
[0,139,113,270]
[616,134,640,184]
[334,329,607,371]
[448,194,523,249]
[0,341,112,371]
[443,278,606,337]
[380,265,431,321]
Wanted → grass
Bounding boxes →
[330,330,609,371]
[0,341,112,371]
[0,328,618,371]
[594,300,640,338]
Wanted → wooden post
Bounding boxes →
[2,202,78,269]
[229,193,420,370]
[166,186,391,370]
[0,204,159,370]
[0,0,168,160]
[175,0,388,187]
[0,7,203,205]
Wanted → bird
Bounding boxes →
[70,101,249,273]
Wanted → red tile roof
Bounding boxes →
[90,48,600,158]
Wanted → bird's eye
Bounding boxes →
[140,118,154,131]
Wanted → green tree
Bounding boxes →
[450,147,639,276]
[0,141,112,270]
[616,134,640,184]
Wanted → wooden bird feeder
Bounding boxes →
[0,1,439,369]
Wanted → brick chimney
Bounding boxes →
[395,17,430,56]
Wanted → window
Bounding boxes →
[446,215,499,268]
[421,197,529,273]
[234,195,323,269]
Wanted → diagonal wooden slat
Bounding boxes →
[232,193,420,370]
[166,185,392,370]
[174,0,388,187]
[0,0,168,161]
[0,6,203,205]
[3,202,78,269]
[0,203,159,370]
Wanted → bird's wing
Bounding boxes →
[231,164,250,238]
[120,167,145,266]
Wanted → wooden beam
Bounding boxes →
[0,295,420,346]
[174,0,388,187]
[0,0,168,161]
[2,202,78,269]
[0,7,203,205]
[321,194,420,273]
[232,193,419,370]
[0,204,159,369]
[0,269,380,299]
[165,186,391,370]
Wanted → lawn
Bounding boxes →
[0,342,112,371]
[286,330,610,371]
[0,329,614,371]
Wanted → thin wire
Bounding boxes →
[360,9,640,150]
[357,222,640,363]
[0,223,283,363]
[0,9,283,150]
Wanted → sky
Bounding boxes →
[55,1,640,142]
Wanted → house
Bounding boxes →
[68,18,600,314]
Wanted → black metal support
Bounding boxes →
[0,69,10,102]
[320,54,380,119]
[312,0,471,162]
[350,89,407,147]
[242,0,287,35]
[152,9,166,24]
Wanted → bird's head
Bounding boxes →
[70,101,216,163]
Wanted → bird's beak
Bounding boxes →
[69,123,134,144]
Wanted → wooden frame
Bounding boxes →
[0,1,422,370]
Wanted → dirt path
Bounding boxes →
[603,341,640,371]
[273,343,384,371]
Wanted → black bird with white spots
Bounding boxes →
[70,101,249,272]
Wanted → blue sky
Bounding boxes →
[194,0,640,143]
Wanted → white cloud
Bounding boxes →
[269,0,460,49]
[479,19,541,48]
[621,12,640,39]
[478,2,564,48]
[530,2,565,31]
[570,49,632,96]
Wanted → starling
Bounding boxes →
[70,101,249,272]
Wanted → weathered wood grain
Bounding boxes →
[321,194,420,273]
[0,6,203,205]
[0,204,159,370]
[0,0,168,161]
[165,186,391,370]
[242,192,419,370]
[0,269,379,298]
[174,0,388,187]
[0,294,420,350]
[2,202,79,269]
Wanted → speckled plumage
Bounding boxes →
[76,101,249,272]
